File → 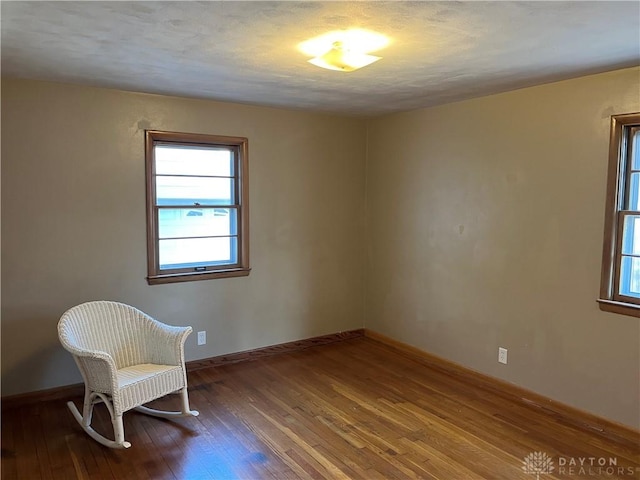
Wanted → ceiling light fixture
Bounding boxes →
[299,29,389,72]
[308,41,381,72]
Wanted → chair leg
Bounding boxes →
[81,388,94,427]
[67,391,131,449]
[112,414,126,446]
[180,387,199,416]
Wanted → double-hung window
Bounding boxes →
[599,113,640,316]
[145,131,250,284]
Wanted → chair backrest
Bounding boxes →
[58,301,159,369]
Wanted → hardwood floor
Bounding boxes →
[2,337,639,479]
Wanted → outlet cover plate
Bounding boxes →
[498,347,508,364]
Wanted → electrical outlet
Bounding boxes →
[197,331,206,346]
[498,347,508,364]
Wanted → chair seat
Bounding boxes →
[116,363,185,413]
[117,363,181,388]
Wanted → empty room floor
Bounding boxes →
[2,337,639,479]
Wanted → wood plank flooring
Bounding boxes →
[2,337,639,479]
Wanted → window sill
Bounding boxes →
[147,268,251,285]
[597,298,640,318]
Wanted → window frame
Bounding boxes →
[599,112,640,316]
[145,130,250,285]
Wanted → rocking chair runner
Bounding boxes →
[57,301,199,448]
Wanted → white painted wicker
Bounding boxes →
[58,301,199,449]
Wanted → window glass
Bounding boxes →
[158,208,237,239]
[155,176,234,206]
[155,145,234,176]
[159,237,236,269]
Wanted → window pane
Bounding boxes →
[159,237,237,269]
[619,255,640,298]
[621,215,640,255]
[631,130,640,170]
[155,145,233,177]
[628,173,640,210]
[156,176,234,206]
[158,208,237,239]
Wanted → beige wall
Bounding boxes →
[1,79,367,396]
[366,67,640,428]
[3,68,640,429]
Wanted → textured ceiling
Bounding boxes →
[2,1,639,117]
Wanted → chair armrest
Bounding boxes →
[147,322,192,366]
[72,350,119,394]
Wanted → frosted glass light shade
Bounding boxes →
[299,29,388,72]
[308,44,381,72]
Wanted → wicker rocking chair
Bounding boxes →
[58,301,199,449]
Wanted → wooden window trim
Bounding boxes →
[598,113,640,317]
[145,130,250,285]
